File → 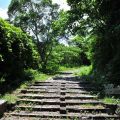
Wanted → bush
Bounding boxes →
[0,18,39,79]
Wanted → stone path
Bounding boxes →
[1,72,120,120]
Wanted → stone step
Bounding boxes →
[66,87,95,90]
[65,100,102,105]
[66,93,91,96]
[35,81,89,84]
[68,113,120,119]
[65,91,89,94]
[67,89,90,93]
[16,105,106,113]
[18,98,60,102]
[65,95,97,100]
[28,86,61,89]
[67,107,107,113]
[6,112,120,119]
[17,99,102,106]
[17,98,60,105]
[27,86,96,91]
[6,111,61,118]
[16,105,60,111]
[29,85,94,89]
[18,93,97,100]
[20,89,89,94]
[28,86,61,88]
[2,116,63,120]
[30,84,61,87]
[32,83,92,87]
[32,84,61,86]
[17,94,60,99]
[34,82,52,84]
[33,83,90,86]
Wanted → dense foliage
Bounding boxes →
[67,0,120,85]
[53,44,90,67]
[39,43,89,73]
[92,0,120,85]
[0,18,39,79]
[1,0,120,87]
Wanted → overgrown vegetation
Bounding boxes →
[0,69,51,103]
[0,18,39,80]
[66,0,120,86]
[74,65,92,76]
[102,97,120,104]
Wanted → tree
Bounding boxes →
[52,10,71,40]
[66,0,120,85]
[69,35,91,65]
[8,0,59,72]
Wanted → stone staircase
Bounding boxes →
[1,72,120,120]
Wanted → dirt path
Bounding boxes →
[1,72,120,120]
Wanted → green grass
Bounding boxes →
[59,65,92,75]
[74,65,92,76]
[20,69,52,89]
[0,94,17,104]
[102,97,120,104]
[33,73,51,82]
[59,66,80,72]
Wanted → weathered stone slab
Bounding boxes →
[67,113,120,119]
[0,100,7,115]
[65,95,97,99]
[16,105,60,111]
[8,111,61,118]
[65,100,102,105]
[18,94,60,99]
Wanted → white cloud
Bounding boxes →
[0,8,8,19]
[52,0,70,11]
[0,1,70,19]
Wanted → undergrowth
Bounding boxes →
[74,65,92,76]
[0,69,51,103]
[101,97,120,104]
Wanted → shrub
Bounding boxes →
[0,18,39,79]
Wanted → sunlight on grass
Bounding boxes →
[102,97,120,104]
[0,94,17,104]
[74,65,92,76]
[33,73,52,82]
[59,66,81,72]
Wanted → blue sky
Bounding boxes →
[0,0,11,19]
[0,0,11,9]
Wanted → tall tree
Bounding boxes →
[8,0,59,72]
[66,0,120,84]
